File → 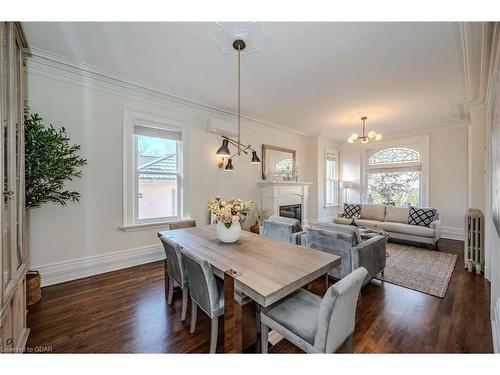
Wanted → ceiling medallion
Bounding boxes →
[347,116,383,144]
[215,38,261,171]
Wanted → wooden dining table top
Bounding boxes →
[159,225,341,307]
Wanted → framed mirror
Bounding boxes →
[261,144,296,180]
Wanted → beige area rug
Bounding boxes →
[376,242,458,298]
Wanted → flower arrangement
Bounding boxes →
[254,207,271,226]
[208,197,254,229]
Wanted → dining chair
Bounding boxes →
[168,219,196,230]
[181,251,224,353]
[159,236,189,321]
[260,267,368,354]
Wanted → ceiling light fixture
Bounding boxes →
[215,39,261,171]
[347,116,383,144]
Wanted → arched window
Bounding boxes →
[369,147,420,166]
[365,147,422,207]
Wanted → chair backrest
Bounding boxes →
[181,251,220,318]
[262,215,302,242]
[160,236,186,287]
[310,222,361,244]
[168,219,196,230]
[314,267,368,353]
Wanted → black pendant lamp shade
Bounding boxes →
[224,158,234,171]
[216,139,231,157]
[251,150,261,164]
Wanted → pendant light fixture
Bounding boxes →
[347,116,383,144]
[215,39,261,171]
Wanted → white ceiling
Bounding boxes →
[22,22,467,139]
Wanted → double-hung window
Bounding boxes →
[133,125,182,223]
[122,108,186,230]
[325,152,339,206]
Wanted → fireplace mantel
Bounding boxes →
[258,181,313,227]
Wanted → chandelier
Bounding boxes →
[347,116,383,144]
[215,39,261,171]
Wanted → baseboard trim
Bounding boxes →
[493,298,500,353]
[441,226,465,241]
[32,245,165,287]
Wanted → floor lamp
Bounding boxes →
[340,181,353,205]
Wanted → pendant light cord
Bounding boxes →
[237,46,241,155]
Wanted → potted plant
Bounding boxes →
[24,112,87,304]
[250,207,271,234]
[208,197,253,243]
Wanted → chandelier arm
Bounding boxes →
[221,135,249,155]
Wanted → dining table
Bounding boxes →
[158,224,341,353]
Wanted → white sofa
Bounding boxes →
[334,204,441,248]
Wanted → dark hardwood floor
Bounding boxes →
[26,239,492,353]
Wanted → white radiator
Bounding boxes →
[464,208,484,274]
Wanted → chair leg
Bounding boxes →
[210,317,218,353]
[261,322,269,354]
[190,300,198,334]
[345,334,353,353]
[181,288,188,321]
[167,277,174,305]
[325,273,329,290]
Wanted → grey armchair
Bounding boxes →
[160,236,189,321]
[181,251,224,353]
[262,215,303,244]
[301,223,386,286]
[260,267,368,353]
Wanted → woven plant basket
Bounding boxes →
[26,271,41,306]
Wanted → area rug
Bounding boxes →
[376,242,458,298]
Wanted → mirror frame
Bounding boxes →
[261,144,296,180]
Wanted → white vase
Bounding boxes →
[216,221,241,243]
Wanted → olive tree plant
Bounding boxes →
[24,113,87,208]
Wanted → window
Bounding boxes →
[122,109,186,230]
[135,126,181,222]
[365,147,421,206]
[325,152,338,206]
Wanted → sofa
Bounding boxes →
[334,203,441,248]
[297,223,386,285]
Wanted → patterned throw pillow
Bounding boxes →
[343,203,361,219]
[408,206,437,227]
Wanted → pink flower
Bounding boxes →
[232,215,240,222]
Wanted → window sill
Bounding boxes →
[119,221,177,232]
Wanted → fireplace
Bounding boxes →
[280,204,302,223]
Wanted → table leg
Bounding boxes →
[223,272,243,353]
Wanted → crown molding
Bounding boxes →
[26,47,308,139]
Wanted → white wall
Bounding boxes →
[26,62,310,283]
[339,123,469,236]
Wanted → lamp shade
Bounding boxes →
[251,150,261,164]
[224,158,234,171]
[340,181,354,189]
[216,139,231,157]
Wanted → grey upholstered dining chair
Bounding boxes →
[261,215,303,244]
[181,251,224,353]
[160,236,189,321]
[260,267,368,354]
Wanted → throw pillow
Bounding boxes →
[343,203,361,219]
[408,206,437,227]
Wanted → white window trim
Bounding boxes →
[324,148,340,207]
[121,108,191,231]
[360,136,429,207]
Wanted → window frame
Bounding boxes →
[121,108,189,231]
[133,131,182,224]
[361,136,429,207]
[324,149,340,207]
